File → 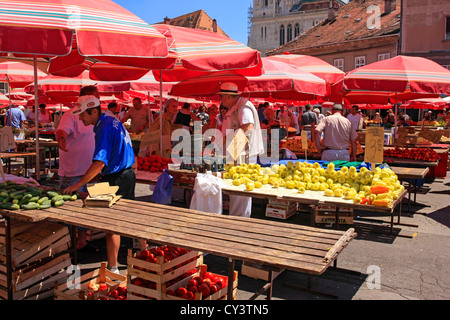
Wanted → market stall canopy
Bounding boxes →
[343,55,450,95]
[151,24,263,82]
[0,61,46,88]
[0,0,170,59]
[0,91,8,106]
[243,57,327,101]
[265,52,345,85]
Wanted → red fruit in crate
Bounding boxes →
[132,278,144,286]
[117,286,127,296]
[192,276,203,285]
[202,278,212,285]
[109,289,119,298]
[99,283,108,291]
[188,279,198,287]
[164,253,175,262]
[156,249,165,257]
[205,272,214,280]
[166,289,176,296]
[186,291,194,300]
[199,284,210,297]
[187,285,197,293]
[140,249,150,259]
[176,287,188,297]
[209,284,219,294]
[216,278,226,289]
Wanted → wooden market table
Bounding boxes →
[223,184,408,235]
[0,198,357,300]
[0,151,37,176]
[391,166,430,213]
[15,139,59,171]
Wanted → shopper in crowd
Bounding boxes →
[314,103,358,162]
[277,105,290,129]
[347,105,363,131]
[121,97,150,134]
[194,105,210,126]
[5,104,26,129]
[63,94,136,274]
[174,102,192,131]
[37,103,52,125]
[105,102,119,119]
[219,82,263,218]
[314,108,325,124]
[300,103,318,140]
[56,85,98,254]
[257,102,266,122]
[203,103,220,132]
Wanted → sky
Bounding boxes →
[114,0,253,45]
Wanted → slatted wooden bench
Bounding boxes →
[1,198,356,300]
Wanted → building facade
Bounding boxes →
[248,0,346,56]
[400,0,450,69]
[267,0,401,72]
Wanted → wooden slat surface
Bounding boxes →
[1,199,356,276]
[391,166,429,180]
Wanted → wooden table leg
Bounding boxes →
[227,258,235,300]
[5,216,13,300]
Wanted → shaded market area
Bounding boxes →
[0,0,449,304]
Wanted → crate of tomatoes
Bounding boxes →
[384,147,440,162]
[163,264,238,300]
[126,246,204,300]
[54,262,127,300]
[136,155,171,172]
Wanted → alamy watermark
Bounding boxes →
[366,265,381,290]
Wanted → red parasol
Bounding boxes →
[151,24,263,82]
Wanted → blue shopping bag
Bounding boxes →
[152,169,174,205]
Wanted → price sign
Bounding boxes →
[226,129,248,162]
[0,126,16,152]
[301,130,308,150]
[364,127,384,164]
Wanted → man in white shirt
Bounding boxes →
[347,105,363,131]
[219,82,263,218]
[121,97,150,133]
[56,86,97,253]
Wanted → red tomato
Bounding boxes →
[199,284,210,297]
[209,284,219,294]
[188,279,198,287]
[186,291,194,300]
[187,285,197,293]
[176,287,188,297]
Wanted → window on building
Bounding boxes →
[265,26,267,39]
[287,24,293,42]
[294,23,300,38]
[355,56,366,68]
[446,17,450,40]
[0,82,8,94]
[334,58,344,71]
[378,53,390,61]
[280,25,285,45]
[264,0,269,7]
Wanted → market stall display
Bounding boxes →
[223,161,405,208]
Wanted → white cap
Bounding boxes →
[72,95,100,115]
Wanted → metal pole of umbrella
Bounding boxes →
[33,55,40,181]
[159,70,163,156]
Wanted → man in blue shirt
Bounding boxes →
[64,95,135,273]
[5,104,26,129]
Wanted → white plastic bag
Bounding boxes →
[190,172,225,215]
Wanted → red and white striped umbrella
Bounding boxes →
[0,61,46,88]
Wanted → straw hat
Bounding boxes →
[219,82,241,95]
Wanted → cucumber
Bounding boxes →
[12,199,19,204]
[19,194,33,205]
[37,197,49,204]
[10,190,27,199]
[4,202,20,210]
[2,197,11,203]
[53,199,65,207]
[21,202,39,210]
[62,195,72,201]
[47,191,60,198]
[51,195,63,204]
[38,202,52,210]
[28,196,40,203]
[0,191,9,199]
[70,194,78,201]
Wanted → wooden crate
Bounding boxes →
[162,264,238,300]
[54,262,127,300]
[0,220,72,300]
[0,218,35,246]
[314,205,354,225]
[127,246,203,300]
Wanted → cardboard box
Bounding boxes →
[315,205,353,225]
[85,182,121,208]
[265,202,297,220]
